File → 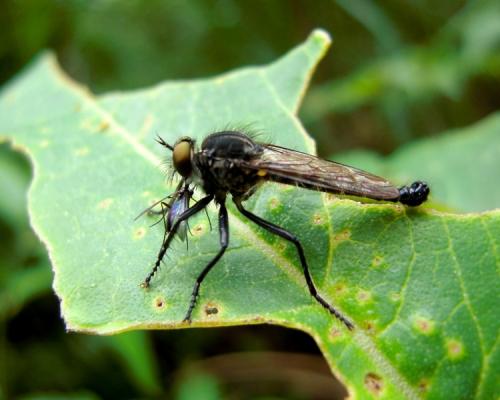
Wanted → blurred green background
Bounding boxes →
[1,1,499,399]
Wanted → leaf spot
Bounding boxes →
[418,378,430,393]
[192,223,205,236]
[364,372,383,396]
[276,241,287,253]
[97,198,114,210]
[74,146,89,157]
[204,302,219,317]
[98,120,110,132]
[363,320,376,333]
[153,296,167,310]
[356,289,372,304]
[80,117,109,134]
[312,213,324,225]
[329,326,344,341]
[334,229,351,243]
[413,315,435,335]
[372,254,384,267]
[268,197,281,210]
[134,227,146,240]
[446,338,465,360]
[333,282,348,297]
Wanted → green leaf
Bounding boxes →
[1,29,498,399]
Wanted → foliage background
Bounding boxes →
[0,1,498,399]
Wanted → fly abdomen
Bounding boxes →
[398,181,430,206]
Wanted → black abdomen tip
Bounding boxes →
[398,181,430,206]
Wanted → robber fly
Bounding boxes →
[140,131,429,330]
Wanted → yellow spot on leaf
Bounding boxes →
[363,320,376,333]
[312,213,323,225]
[204,302,220,317]
[446,338,464,360]
[413,315,435,335]
[364,372,383,396]
[192,224,205,236]
[98,120,110,132]
[39,139,50,148]
[333,282,348,297]
[418,378,430,393]
[372,254,383,267]
[153,296,167,310]
[269,197,280,210]
[356,289,372,304]
[329,326,344,341]
[134,227,146,240]
[97,198,113,210]
[334,229,351,243]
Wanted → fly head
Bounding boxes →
[172,137,195,178]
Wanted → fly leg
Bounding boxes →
[183,201,229,323]
[141,195,214,289]
[233,198,354,330]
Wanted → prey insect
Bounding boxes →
[139,131,429,330]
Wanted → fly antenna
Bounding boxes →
[156,135,174,151]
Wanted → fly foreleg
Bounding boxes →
[141,195,214,289]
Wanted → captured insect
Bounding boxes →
[139,131,429,330]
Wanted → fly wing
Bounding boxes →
[166,188,191,241]
[241,144,400,200]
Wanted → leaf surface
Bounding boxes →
[0,30,498,399]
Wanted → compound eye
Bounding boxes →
[172,140,193,177]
